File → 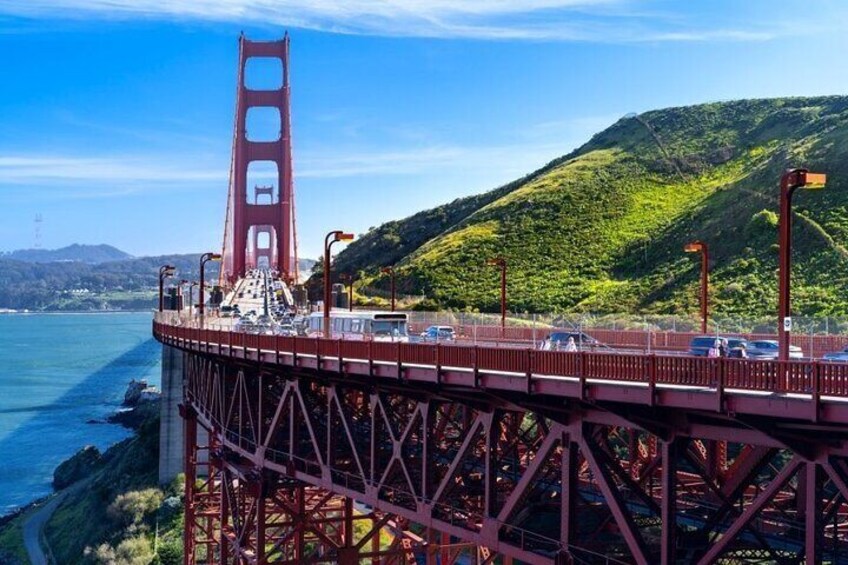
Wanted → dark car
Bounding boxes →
[688,336,748,357]
[543,331,599,350]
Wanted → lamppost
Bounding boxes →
[778,168,826,361]
[381,267,396,312]
[324,230,354,337]
[684,241,709,334]
[486,257,507,334]
[189,281,199,313]
[158,265,176,312]
[199,252,222,317]
[179,279,190,312]
[341,273,354,312]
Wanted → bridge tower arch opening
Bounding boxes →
[223,34,295,282]
[252,225,275,270]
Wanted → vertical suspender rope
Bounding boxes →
[219,37,244,287]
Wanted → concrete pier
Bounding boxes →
[158,344,184,484]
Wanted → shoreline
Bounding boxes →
[0,387,159,522]
[0,310,154,316]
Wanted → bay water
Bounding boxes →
[0,312,161,514]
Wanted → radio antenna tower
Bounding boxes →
[34,214,43,249]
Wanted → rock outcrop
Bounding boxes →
[123,379,160,407]
[53,445,101,489]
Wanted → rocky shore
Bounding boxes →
[0,379,167,564]
[55,380,161,491]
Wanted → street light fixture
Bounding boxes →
[684,241,709,334]
[381,267,396,312]
[323,231,354,337]
[158,265,176,312]
[199,252,223,317]
[778,168,826,361]
[486,257,507,334]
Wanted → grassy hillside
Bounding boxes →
[332,96,848,317]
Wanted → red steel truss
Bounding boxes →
[181,405,431,564]
[156,321,848,564]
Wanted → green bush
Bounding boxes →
[85,536,154,565]
[107,488,164,527]
[155,540,182,565]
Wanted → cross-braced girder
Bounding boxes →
[181,353,848,564]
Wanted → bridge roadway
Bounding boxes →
[157,311,848,426]
[157,303,848,564]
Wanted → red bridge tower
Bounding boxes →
[222,34,295,282]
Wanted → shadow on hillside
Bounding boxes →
[0,339,161,514]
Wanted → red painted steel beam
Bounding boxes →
[696,455,803,565]
[579,428,651,565]
[661,438,679,564]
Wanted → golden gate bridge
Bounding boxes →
[153,34,848,565]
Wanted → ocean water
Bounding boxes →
[0,312,161,514]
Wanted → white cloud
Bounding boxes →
[0,137,572,195]
[0,156,223,184]
[0,0,781,42]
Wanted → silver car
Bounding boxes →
[823,346,848,362]
[747,340,803,360]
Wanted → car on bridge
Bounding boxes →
[541,331,599,351]
[688,336,748,357]
[419,326,456,342]
[823,346,848,362]
[746,339,803,360]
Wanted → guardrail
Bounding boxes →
[153,319,848,399]
[158,309,848,358]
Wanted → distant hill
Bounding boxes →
[299,258,317,273]
[329,96,848,317]
[0,251,317,311]
[0,253,219,311]
[2,244,132,264]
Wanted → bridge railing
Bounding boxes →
[405,311,848,357]
[155,317,848,400]
[153,309,848,359]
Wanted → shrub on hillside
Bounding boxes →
[107,488,164,527]
[153,540,182,565]
[85,535,154,565]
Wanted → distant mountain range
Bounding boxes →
[0,244,317,311]
[1,244,133,264]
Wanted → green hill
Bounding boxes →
[331,96,848,317]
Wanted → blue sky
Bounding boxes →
[2,1,848,260]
